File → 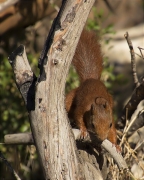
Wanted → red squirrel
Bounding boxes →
[65,30,118,147]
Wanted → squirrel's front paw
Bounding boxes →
[79,128,89,140]
[112,144,121,153]
[115,145,121,153]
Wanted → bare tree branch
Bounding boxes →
[4,132,34,145]
[117,81,144,129]
[0,151,21,180]
[124,32,140,88]
[103,0,115,14]
[0,0,19,13]
[4,131,128,171]
[117,33,144,130]
[134,126,144,151]
[138,47,144,60]
[8,45,36,111]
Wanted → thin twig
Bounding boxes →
[128,172,138,180]
[119,108,129,147]
[124,32,140,87]
[134,125,144,151]
[0,151,21,180]
[138,47,144,60]
[103,0,115,14]
[120,106,143,147]
[135,52,143,59]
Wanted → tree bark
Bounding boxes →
[9,0,100,179]
[4,131,128,170]
[0,0,61,36]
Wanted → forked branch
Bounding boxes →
[117,32,144,129]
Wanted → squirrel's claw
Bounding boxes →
[115,145,121,153]
[79,128,89,140]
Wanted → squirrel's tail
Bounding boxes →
[72,30,103,83]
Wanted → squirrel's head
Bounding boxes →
[84,97,113,142]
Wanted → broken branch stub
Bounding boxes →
[8,45,36,111]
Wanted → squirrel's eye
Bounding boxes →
[109,123,112,128]
[92,123,95,129]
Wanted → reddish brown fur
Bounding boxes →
[65,30,118,147]
[73,30,103,82]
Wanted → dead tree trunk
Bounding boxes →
[7,0,129,179]
[8,0,103,179]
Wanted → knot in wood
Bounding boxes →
[53,59,59,65]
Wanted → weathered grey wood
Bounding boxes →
[4,133,33,145]
[8,45,36,111]
[30,1,96,179]
[9,0,97,179]
[101,140,128,170]
[4,131,128,171]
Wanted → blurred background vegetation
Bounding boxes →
[0,0,143,179]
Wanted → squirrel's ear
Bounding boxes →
[95,97,108,109]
